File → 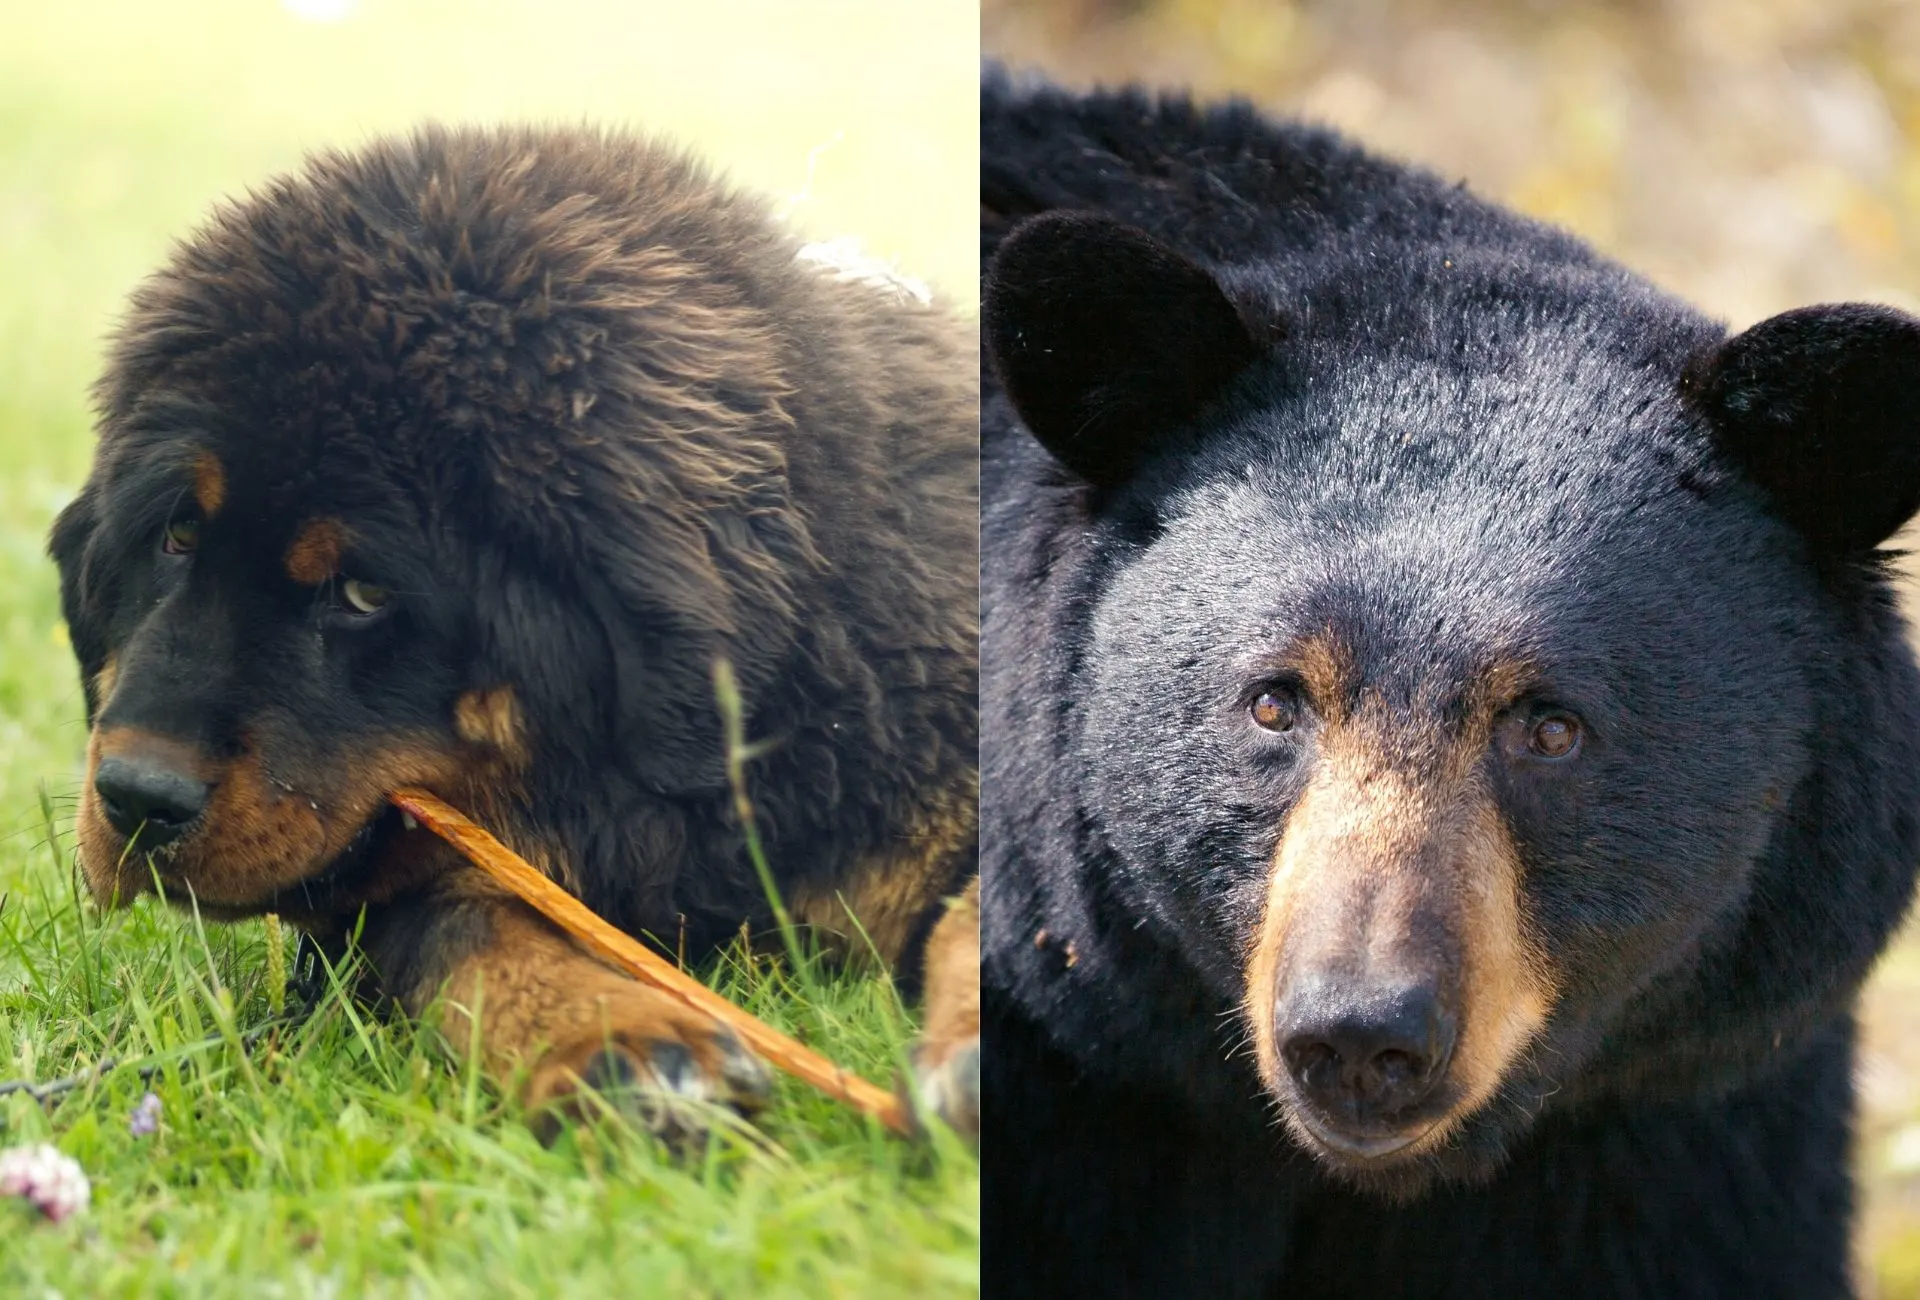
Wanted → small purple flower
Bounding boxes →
[129,1091,163,1138]
[0,1144,90,1222]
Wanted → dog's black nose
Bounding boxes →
[1278,977,1455,1127]
[94,755,209,844]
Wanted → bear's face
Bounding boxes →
[1075,350,1818,1180]
[987,211,1920,1193]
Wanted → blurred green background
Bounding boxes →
[0,1,976,1293]
[985,1,1920,1295]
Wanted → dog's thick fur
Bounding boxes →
[52,124,979,1131]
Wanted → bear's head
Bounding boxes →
[986,210,1920,1194]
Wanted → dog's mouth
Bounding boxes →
[256,804,415,913]
[79,724,481,919]
[136,804,425,920]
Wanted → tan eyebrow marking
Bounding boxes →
[193,452,226,518]
[284,518,345,585]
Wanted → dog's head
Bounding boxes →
[52,125,818,919]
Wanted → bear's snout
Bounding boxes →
[1244,730,1556,1166]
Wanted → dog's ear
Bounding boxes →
[575,493,816,792]
[985,211,1260,488]
[1687,303,1920,554]
[466,551,610,745]
[48,482,111,718]
[475,452,819,795]
[459,537,717,789]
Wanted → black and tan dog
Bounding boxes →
[50,125,979,1137]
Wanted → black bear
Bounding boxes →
[981,72,1920,1297]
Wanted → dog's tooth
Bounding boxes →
[401,812,418,831]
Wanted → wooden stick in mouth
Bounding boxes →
[389,787,916,1137]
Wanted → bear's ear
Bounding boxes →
[985,211,1260,488]
[1688,303,1920,553]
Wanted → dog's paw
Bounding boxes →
[911,1032,980,1142]
[527,989,773,1149]
[910,878,980,1143]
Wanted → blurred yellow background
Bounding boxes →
[985,2,1920,1294]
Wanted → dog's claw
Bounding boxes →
[714,1027,774,1111]
[912,1035,980,1143]
[570,1028,771,1151]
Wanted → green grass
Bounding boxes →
[0,868,976,1297]
[0,1,977,1293]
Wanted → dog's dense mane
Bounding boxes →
[66,124,978,949]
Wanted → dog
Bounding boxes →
[50,124,979,1139]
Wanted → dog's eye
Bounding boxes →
[338,578,392,616]
[161,518,199,555]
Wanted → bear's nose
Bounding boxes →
[94,755,210,845]
[1277,976,1455,1131]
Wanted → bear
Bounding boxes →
[980,71,1920,1298]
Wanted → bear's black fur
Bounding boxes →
[981,71,1920,1298]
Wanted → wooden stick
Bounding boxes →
[389,787,916,1137]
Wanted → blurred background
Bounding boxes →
[985,1,1920,1294]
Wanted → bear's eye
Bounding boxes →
[1250,688,1300,733]
[337,578,392,617]
[161,517,199,555]
[1529,714,1582,760]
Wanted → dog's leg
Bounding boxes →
[358,880,771,1144]
[912,878,980,1140]
[785,782,981,1140]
